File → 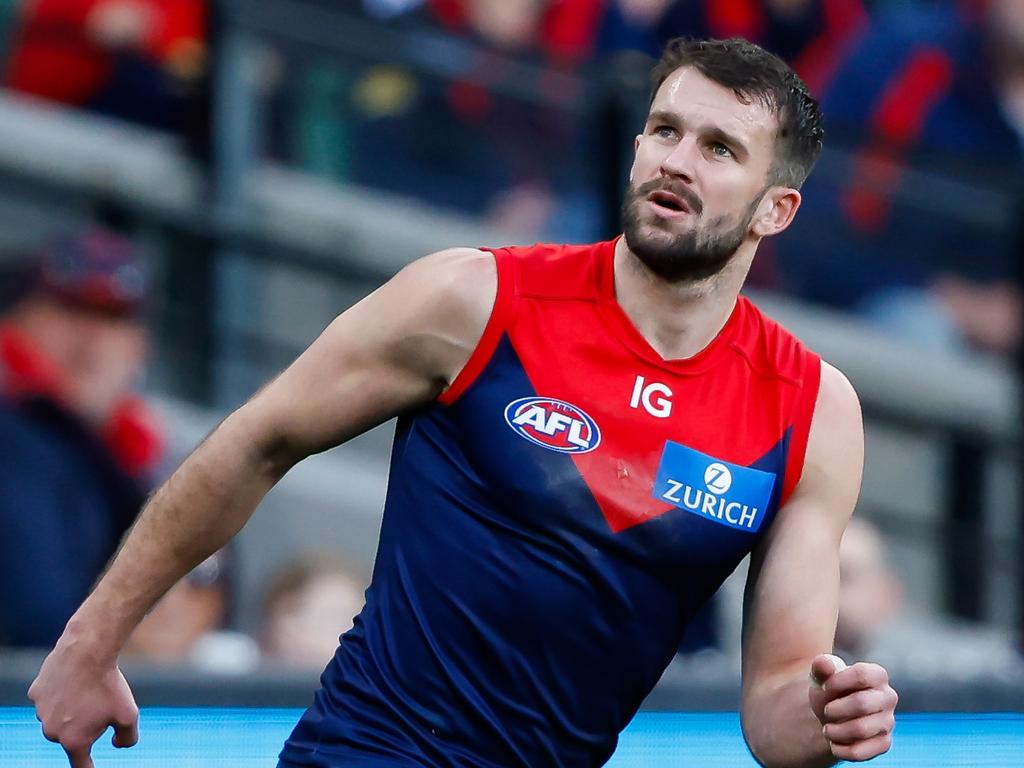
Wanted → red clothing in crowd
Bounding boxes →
[5,0,206,106]
[428,0,605,62]
[0,324,163,477]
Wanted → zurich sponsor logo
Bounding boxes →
[703,463,732,495]
[504,397,601,454]
[653,441,776,534]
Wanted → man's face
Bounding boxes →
[989,0,1024,54]
[28,298,146,424]
[836,521,901,656]
[623,67,780,282]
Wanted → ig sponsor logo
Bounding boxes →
[629,375,673,418]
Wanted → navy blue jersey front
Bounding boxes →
[278,242,821,767]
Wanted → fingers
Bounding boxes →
[809,653,846,688]
[112,719,140,748]
[819,661,890,700]
[29,650,140,767]
[63,743,96,768]
[815,662,898,763]
[823,709,896,746]
[829,732,893,762]
[823,686,897,722]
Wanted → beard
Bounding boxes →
[621,178,762,283]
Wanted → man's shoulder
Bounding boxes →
[393,247,496,320]
[737,298,859,417]
[488,241,602,258]
[816,361,861,419]
[733,296,820,385]
[487,240,606,273]
[488,240,613,301]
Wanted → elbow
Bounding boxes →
[741,706,769,767]
[743,721,835,768]
[742,727,773,768]
[747,748,835,768]
[747,747,783,768]
[255,432,300,481]
[223,401,299,481]
[741,704,827,768]
[743,737,794,768]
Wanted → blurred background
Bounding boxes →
[0,0,1022,715]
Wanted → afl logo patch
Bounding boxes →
[504,397,601,454]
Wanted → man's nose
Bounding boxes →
[659,136,699,182]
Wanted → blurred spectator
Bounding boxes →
[835,516,903,659]
[428,0,603,60]
[4,0,209,148]
[592,0,872,273]
[121,549,259,670]
[406,0,603,238]
[598,0,870,96]
[836,517,1020,677]
[0,227,163,648]
[595,0,674,59]
[259,555,368,670]
[778,0,1024,354]
[277,0,603,241]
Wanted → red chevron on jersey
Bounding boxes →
[286,238,825,768]
[450,239,821,534]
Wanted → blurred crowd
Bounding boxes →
[0,225,1018,678]
[0,228,371,672]
[0,0,1021,354]
[0,1,1021,675]
[2,0,209,150]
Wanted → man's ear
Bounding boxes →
[628,135,643,183]
[751,187,801,238]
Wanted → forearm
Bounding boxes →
[62,405,289,661]
[743,667,835,768]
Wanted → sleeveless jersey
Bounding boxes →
[279,239,822,768]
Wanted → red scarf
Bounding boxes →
[0,324,164,477]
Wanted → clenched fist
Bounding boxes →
[28,638,140,768]
[809,653,898,762]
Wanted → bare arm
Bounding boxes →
[740,362,896,767]
[29,247,496,767]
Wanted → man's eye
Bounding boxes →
[711,142,734,158]
[654,126,676,138]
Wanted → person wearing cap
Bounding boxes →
[0,227,164,649]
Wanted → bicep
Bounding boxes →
[741,363,864,689]
[239,248,496,467]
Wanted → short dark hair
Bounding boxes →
[649,37,824,189]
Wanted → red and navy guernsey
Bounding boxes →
[278,239,822,768]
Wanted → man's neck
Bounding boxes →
[612,236,752,360]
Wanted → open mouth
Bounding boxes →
[648,191,690,215]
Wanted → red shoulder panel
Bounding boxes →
[440,242,610,405]
[504,242,603,302]
[733,300,822,505]
[437,247,514,406]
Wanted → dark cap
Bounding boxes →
[36,228,147,318]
